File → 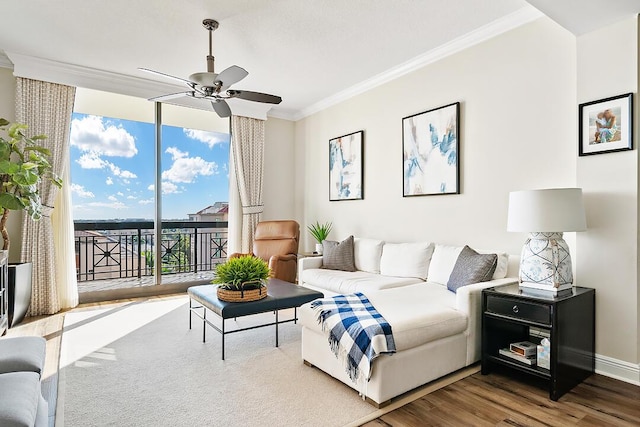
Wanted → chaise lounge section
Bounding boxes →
[298,238,518,406]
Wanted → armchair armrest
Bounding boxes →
[268,254,298,283]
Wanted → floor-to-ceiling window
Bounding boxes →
[70,88,229,298]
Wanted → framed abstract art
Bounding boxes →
[329,130,363,201]
[403,102,460,196]
[578,93,633,156]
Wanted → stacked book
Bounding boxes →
[499,341,537,365]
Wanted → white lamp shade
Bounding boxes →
[507,188,587,232]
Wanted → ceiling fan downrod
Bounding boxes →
[202,19,218,74]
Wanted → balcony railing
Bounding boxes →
[74,221,228,282]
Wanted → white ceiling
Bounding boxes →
[0,1,638,120]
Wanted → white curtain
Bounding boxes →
[52,157,79,309]
[231,116,265,253]
[16,78,76,315]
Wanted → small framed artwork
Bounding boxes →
[403,102,460,196]
[579,93,633,156]
[329,130,363,201]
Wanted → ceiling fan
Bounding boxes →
[139,19,282,118]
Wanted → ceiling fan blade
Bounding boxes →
[148,92,193,102]
[216,66,248,91]
[211,100,232,118]
[138,68,195,86]
[228,90,282,104]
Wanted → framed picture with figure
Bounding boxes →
[403,102,460,196]
[329,131,363,201]
[579,93,633,156]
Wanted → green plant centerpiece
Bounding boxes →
[0,118,62,251]
[307,221,332,254]
[213,255,271,302]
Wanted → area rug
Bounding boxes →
[57,296,377,426]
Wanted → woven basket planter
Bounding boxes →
[217,282,267,303]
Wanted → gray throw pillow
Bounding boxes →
[322,235,356,272]
[447,245,497,293]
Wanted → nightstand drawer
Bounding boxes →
[486,295,551,325]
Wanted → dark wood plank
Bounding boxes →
[369,370,640,426]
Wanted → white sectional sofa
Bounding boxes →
[298,238,518,406]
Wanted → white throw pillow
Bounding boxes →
[477,249,509,279]
[427,245,464,285]
[379,242,434,280]
[354,238,385,273]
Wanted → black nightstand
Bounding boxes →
[481,284,595,401]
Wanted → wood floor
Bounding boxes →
[5,296,640,427]
[363,366,640,426]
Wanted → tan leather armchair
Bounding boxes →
[229,220,300,283]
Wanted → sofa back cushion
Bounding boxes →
[379,242,434,280]
[427,245,463,285]
[354,238,385,273]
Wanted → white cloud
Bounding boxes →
[183,129,227,148]
[108,195,118,202]
[166,146,188,160]
[126,195,136,200]
[70,115,138,157]
[117,192,124,197]
[70,183,95,198]
[77,152,106,169]
[162,157,217,183]
[139,199,154,205]
[106,177,114,185]
[87,201,127,210]
[147,184,154,191]
[161,181,180,194]
[75,153,137,179]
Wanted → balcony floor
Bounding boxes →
[78,271,216,293]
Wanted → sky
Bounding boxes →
[69,113,230,220]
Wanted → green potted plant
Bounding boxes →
[212,255,270,302]
[307,221,332,254]
[0,118,62,327]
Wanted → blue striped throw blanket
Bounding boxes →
[310,293,396,386]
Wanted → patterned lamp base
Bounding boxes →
[519,232,574,294]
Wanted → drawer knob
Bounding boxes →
[512,305,519,314]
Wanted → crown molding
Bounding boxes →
[293,5,544,121]
[0,51,13,69]
[267,108,298,121]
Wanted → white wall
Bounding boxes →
[294,17,577,254]
[263,117,296,221]
[576,17,639,371]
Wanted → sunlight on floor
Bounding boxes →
[59,296,188,369]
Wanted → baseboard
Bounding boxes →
[595,353,640,386]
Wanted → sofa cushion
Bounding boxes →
[300,283,466,352]
[379,242,434,280]
[322,236,356,272]
[447,246,498,293]
[301,269,422,294]
[354,238,384,274]
[0,337,46,375]
[0,371,42,427]
[427,244,464,285]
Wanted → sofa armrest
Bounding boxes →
[298,256,323,285]
[455,278,518,365]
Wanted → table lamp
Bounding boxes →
[507,188,586,294]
